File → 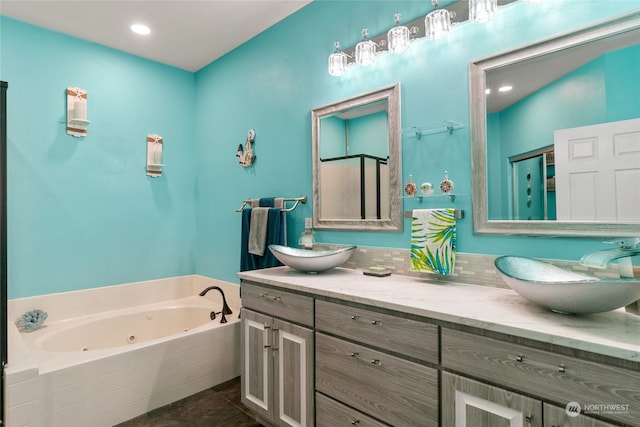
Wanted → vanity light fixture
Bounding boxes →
[328,41,349,76]
[425,0,452,40]
[327,0,525,76]
[469,0,497,23]
[355,29,377,66]
[387,13,411,54]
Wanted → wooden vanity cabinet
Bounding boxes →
[441,371,543,427]
[241,283,314,427]
[441,328,638,426]
[315,300,439,427]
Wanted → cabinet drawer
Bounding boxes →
[315,299,438,363]
[316,332,438,427]
[441,328,640,426]
[242,283,313,327]
[316,393,388,427]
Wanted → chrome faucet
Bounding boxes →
[578,238,640,269]
[199,286,233,323]
[579,238,640,315]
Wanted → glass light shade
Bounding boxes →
[328,42,348,76]
[387,25,411,53]
[355,29,377,66]
[387,13,411,54]
[469,0,497,23]
[425,9,452,40]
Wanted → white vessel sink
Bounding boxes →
[269,244,356,273]
[494,256,640,314]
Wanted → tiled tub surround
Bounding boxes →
[5,276,241,427]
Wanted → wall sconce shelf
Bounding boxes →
[405,120,464,139]
[66,87,90,137]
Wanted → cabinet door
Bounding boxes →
[273,318,314,427]
[442,372,542,427]
[241,308,274,423]
[544,403,617,427]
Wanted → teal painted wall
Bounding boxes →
[1,17,197,298]
[2,1,639,297]
[194,1,640,284]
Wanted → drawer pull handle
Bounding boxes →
[264,324,271,329]
[272,296,281,302]
[370,359,380,365]
[350,352,359,357]
[515,354,524,362]
[260,293,269,297]
[264,344,271,349]
[351,315,359,320]
[558,364,566,373]
[272,346,279,351]
[525,413,532,426]
[351,419,360,425]
[371,320,380,325]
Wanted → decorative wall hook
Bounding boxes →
[236,129,256,167]
[66,87,90,137]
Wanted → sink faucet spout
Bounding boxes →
[578,238,640,269]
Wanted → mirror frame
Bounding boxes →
[470,11,640,237]
[312,83,402,231]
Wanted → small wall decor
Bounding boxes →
[146,134,163,177]
[236,129,256,167]
[66,87,90,137]
[404,174,418,197]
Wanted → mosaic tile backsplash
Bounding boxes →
[317,244,637,290]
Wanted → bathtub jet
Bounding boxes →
[199,286,233,323]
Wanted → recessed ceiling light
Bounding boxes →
[498,85,513,92]
[485,88,491,95]
[130,24,151,35]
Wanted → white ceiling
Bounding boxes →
[0,0,312,72]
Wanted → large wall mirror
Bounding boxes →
[312,83,402,231]
[470,11,640,237]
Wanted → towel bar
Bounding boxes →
[404,209,464,219]
[235,195,307,213]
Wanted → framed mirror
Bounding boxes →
[312,83,402,231]
[470,11,640,237]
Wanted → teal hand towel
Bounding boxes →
[410,208,456,275]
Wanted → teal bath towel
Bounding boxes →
[410,208,456,275]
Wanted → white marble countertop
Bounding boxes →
[238,267,640,363]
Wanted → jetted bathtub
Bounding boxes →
[5,277,241,427]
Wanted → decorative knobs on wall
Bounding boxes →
[66,87,90,137]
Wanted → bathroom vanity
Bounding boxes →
[238,267,640,427]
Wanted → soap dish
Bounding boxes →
[363,267,391,277]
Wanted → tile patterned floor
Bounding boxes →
[115,377,263,427]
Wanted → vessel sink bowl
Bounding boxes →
[269,244,356,273]
[494,256,640,314]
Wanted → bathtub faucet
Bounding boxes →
[199,286,233,323]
